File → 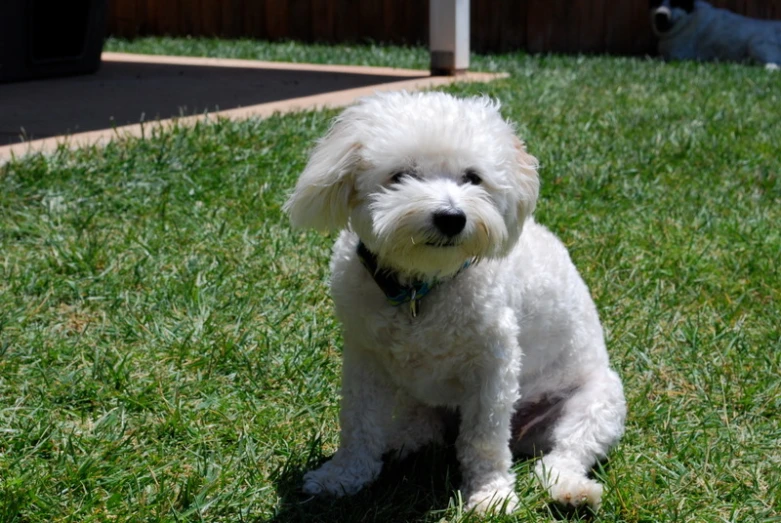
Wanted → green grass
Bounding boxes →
[1,38,780,522]
[105,36,433,70]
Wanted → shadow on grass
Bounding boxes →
[264,413,607,523]
[267,445,461,523]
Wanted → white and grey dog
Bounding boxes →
[650,0,781,68]
[285,91,626,514]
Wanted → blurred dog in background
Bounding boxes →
[650,0,781,69]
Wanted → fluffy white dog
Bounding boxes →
[284,91,626,514]
[650,0,781,69]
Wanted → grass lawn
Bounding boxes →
[1,38,779,522]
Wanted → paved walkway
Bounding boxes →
[0,53,505,163]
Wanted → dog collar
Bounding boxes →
[356,241,471,317]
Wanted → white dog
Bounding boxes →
[650,0,781,69]
[284,91,626,514]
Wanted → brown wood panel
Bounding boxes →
[577,0,606,53]
[197,0,219,36]
[332,0,358,42]
[525,0,554,53]
[553,0,578,53]
[243,0,267,39]
[182,0,200,35]
[472,0,498,51]
[110,0,138,36]
[158,0,181,35]
[603,1,654,56]
[501,0,528,53]
[144,0,158,34]
[398,0,427,45]
[359,0,383,42]
[288,0,313,41]
[221,0,242,38]
[717,0,743,14]
[135,0,150,35]
[265,0,288,40]
[312,0,336,42]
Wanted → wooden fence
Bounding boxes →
[108,1,781,56]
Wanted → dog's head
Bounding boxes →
[650,0,695,35]
[284,91,539,279]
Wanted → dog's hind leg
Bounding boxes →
[748,36,781,69]
[533,367,626,510]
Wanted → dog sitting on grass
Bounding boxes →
[650,0,781,69]
[284,91,626,514]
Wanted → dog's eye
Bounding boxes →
[463,169,482,185]
[390,171,415,184]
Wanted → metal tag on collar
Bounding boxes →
[409,289,419,318]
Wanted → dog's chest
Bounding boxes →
[379,315,480,405]
[330,239,509,406]
[339,282,494,407]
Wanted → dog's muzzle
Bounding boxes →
[652,6,673,33]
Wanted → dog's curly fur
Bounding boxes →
[285,91,626,514]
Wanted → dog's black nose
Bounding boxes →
[433,209,467,237]
[654,12,672,32]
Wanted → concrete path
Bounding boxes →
[0,53,505,163]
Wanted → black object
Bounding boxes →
[0,0,107,83]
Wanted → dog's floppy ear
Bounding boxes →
[284,114,362,231]
[512,137,540,221]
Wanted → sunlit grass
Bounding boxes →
[1,39,779,522]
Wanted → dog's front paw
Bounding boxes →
[302,457,382,497]
[534,460,604,510]
[546,475,603,510]
[535,463,603,510]
[465,484,519,515]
